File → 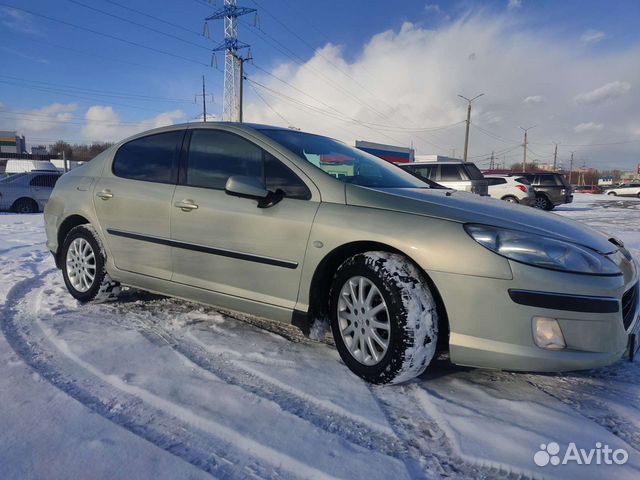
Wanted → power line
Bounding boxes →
[103,0,204,37]
[0,4,208,66]
[248,81,290,126]
[0,75,194,104]
[68,0,211,51]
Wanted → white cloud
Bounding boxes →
[81,106,185,142]
[507,0,522,10]
[574,122,604,133]
[575,81,631,105]
[16,103,78,133]
[522,95,544,104]
[424,4,442,14]
[580,30,606,45]
[243,13,640,169]
[0,7,40,35]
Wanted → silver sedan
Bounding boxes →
[44,123,639,384]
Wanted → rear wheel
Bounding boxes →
[61,224,120,302]
[534,194,553,210]
[329,251,438,384]
[12,198,38,214]
[501,195,519,203]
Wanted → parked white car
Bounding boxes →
[485,176,535,205]
[606,183,640,198]
[0,170,62,213]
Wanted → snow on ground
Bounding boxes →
[0,193,639,479]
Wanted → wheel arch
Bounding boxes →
[55,214,91,268]
[304,241,450,350]
[11,196,38,212]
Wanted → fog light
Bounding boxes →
[533,317,566,350]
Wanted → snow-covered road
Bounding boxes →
[1,194,639,479]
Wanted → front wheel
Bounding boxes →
[329,252,438,384]
[608,191,617,196]
[61,224,120,302]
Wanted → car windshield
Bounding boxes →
[258,129,427,189]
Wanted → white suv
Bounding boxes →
[486,176,535,205]
[606,183,640,198]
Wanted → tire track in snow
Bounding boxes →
[1,271,316,480]
[525,376,640,453]
[368,383,524,480]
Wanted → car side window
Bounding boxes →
[30,174,59,188]
[264,152,311,200]
[439,165,462,181]
[113,131,183,183]
[411,166,434,181]
[487,178,506,186]
[187,130,311,200]
[536,175,557,186]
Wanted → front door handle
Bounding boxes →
[174,199,199,211]
[96,189,113,200]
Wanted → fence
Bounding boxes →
[0,157,73,213]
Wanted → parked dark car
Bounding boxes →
[508,172,573,210]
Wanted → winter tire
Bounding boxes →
[61,224,120,303]
[329,251,438,384]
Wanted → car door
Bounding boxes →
[93,129,185,280]
[437,164,466,191]
[29,174,60,209]
[170,128,320,309]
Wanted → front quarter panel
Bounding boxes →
[296,202,513,311]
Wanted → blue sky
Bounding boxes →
[1,0,640,170]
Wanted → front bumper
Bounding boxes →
[430,258,637,372]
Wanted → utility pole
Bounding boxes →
[569,152,575,184]
[195,76,214,122]
[236,52,252,122]
[553,143,558,171]
[204,0,256,122]
[458,93,484,162]
[520,125,536,172]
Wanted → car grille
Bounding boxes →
[622,282,638,331]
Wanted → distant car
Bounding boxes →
[573,185,603,194]
[508,172,573,210]
[485,176,535,205]
[0,171,62,213]
[399,161,489,195]
[605,183,640,197]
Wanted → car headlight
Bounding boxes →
[465,224,621,275]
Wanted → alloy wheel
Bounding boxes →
[337,276,390,366]
[65,237,97,293]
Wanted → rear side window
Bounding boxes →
[30,174,60,187]
[439,164,463,181]
[514,177,531,185]
[536,175,561,186]
[186,129,311,200]
[463,163,484,180]
[487,178,506,185]
[113,131,183,183]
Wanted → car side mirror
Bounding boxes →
[224,176,283,208]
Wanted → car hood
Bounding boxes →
[346,185,616,254]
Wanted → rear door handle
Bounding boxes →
[174,199,199,211]
[96,189,113,200]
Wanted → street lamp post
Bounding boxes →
[458,93,484,162]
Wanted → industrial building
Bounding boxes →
[0,131,26,154]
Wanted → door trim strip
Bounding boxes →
[106,228,298,270]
